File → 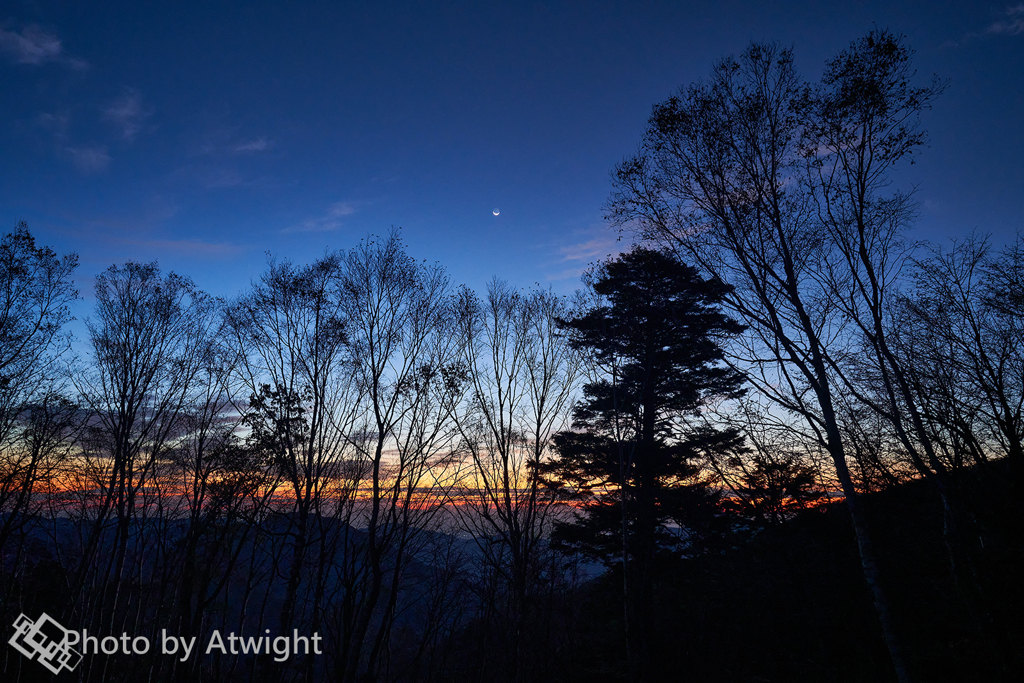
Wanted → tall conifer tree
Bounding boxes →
[544,246,745,679]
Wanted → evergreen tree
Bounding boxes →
[543,246,745,679]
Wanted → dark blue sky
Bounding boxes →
[2,1,1021,305]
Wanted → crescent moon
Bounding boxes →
[493,208,500,216]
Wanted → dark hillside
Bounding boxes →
[556,468,1024,682]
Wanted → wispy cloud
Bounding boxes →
[39,113,114,173]
[558,235,620,262]
[170,161,290,190]
[185,125,275,157]
[543,223,634,282]
[0,25,61,63]
[234,137,272,153]
[102,90,150,141]
[284,202,356,233]
[543,266,590,282]
[119,238,244,259]
[0,25,87,68]
[201,168,245,189]
[946,5,1024,46]
[536,228,625,282]
[66,145,111,173]
[36,112,71,137]
[37,112,110,173]
[986,4,1024,35]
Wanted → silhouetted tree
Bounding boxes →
[707,399,824,526]
[332,232,467,682]
[607,33,944,681]
[543,246,744,681]
[223,253,353,678]
[0,223,78,553]
[897,235,1023,490]
[72,261,219,682]
[452,280,582,682]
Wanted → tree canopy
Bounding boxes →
[545,246,746,562]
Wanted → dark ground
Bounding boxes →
[554,468,1024,682]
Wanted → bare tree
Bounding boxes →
[897,235,1023,489]
[159,347,251,683]
[0,223,78,553]
[606,33,944,682]
[224,254,353,646]
[452,280,582,682]
[706,397,825,527]
[71,261,220,672]
[216,235,470,682]
[331,232,466,683]
[800,29,958,501]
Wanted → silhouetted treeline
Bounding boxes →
[2,30,1023,683]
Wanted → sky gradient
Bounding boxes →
[1,1,1022,313]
